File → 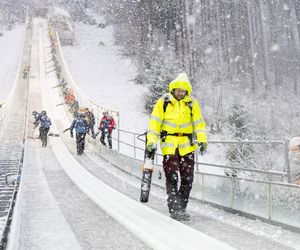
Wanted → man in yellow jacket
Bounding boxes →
[147,73,207,221]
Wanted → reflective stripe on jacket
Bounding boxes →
[147,93,207,156]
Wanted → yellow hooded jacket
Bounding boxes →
[147,73,207,156]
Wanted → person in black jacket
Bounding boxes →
[99,112,116,149]
[70,113,88,155]
[84,107,95,137]
[35,110,52,147]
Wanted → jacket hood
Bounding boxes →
[169,73,192,95]
[163,93,192,104]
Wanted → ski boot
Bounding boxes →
[170,210,190,221]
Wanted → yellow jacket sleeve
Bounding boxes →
[192,99,207,144]
[146,98,164,146]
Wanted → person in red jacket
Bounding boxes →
[99,111,116,149]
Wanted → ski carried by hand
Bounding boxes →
[140,147,155,203]
[48,132,59,137]
[56,102,65,107]
[63,127,71,133]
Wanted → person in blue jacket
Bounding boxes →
[70,113,88,155]
[36,110,52,147]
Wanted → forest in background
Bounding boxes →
[91,0,300,141]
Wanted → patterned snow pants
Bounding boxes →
[163,149,195,213]
[76,133,86,155]
[39,127,50,147]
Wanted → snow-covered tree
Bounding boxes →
[226,103,255,175]
[96,0,300,140]
[143,48,181,113]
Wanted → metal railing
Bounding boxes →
[110,128,290,181]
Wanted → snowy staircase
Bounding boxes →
[0,18,31,248]
[0,144,23,247]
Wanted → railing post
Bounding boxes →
[201,174,204,199]
[230,178,234,208]
[117,112,120,152]
[133,133,136,159]
[284,140,291,183]
[195,152,198,171]
[268,182,273,220]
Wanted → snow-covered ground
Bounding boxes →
[0,25,24,102]
[62,17,149,133]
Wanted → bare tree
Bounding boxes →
[284,0,299,94]
[268,0,282,89]
[256,0,269,91]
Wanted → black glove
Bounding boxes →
[33,121,39,128]
[70,131,74,138]
[198,142,207,153]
